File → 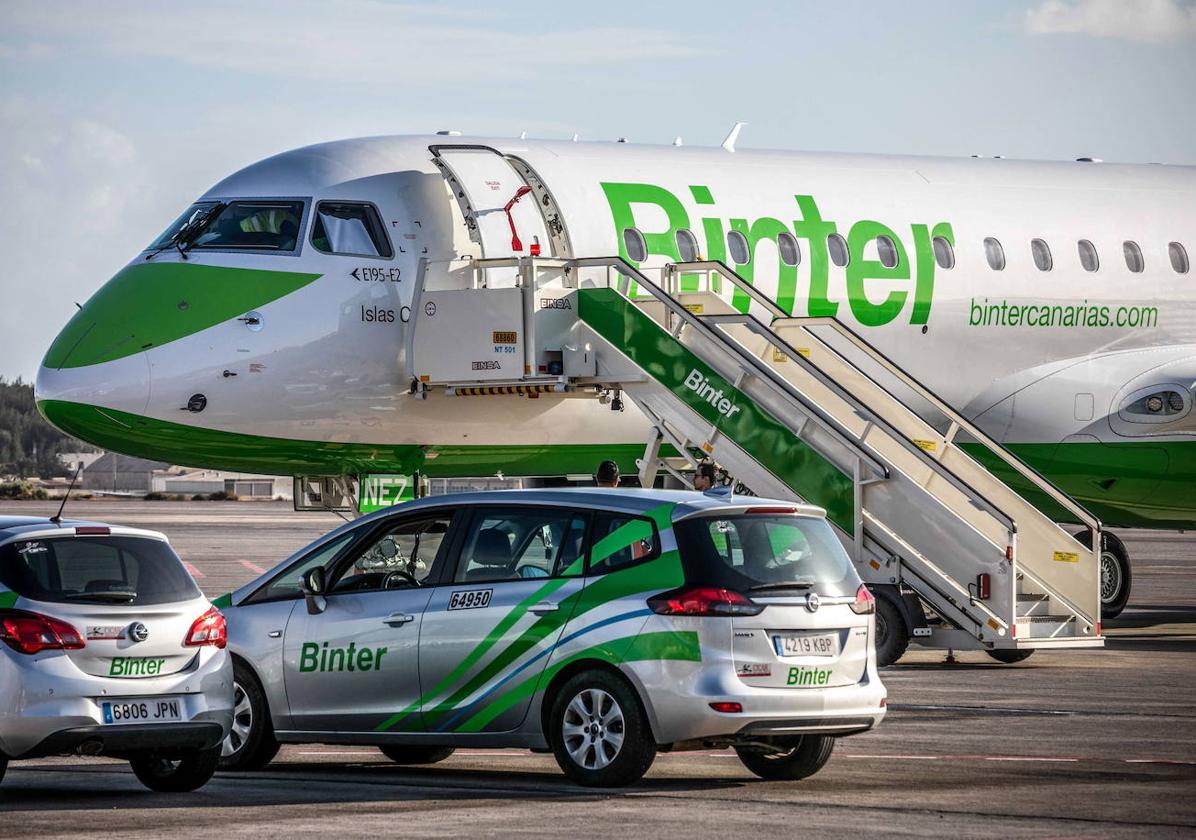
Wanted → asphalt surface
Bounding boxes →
[1,500,1193,838]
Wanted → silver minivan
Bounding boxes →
[0,517,233,792]
[217,490,886,787]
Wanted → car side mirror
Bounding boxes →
[300,567,327,615]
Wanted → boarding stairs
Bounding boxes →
[407,251,1103,658]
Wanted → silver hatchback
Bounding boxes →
[218,489,886,787]
[0,517,233,792]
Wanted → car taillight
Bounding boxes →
[0,610,86,654]
[184,606,227,649]
[850,584,875,615]
[647,586,763,616]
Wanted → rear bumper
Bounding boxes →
[20,721,225,760]
[0,648,232,759]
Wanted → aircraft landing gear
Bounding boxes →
[1078,530,1132,619]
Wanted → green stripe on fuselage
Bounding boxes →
[43,262,321,369]
[36,399,646,478]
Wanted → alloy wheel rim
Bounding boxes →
[221,681,253,758]
[562,687,625,770]
[1100,551,1121,603]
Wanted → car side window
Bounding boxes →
[251,532,355,603]
[454,508,587,583]
[329,515,454,594]
[587,513,660,577]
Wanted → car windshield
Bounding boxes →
[146,200,303,252]
[675,514,859,597]
[0,536,201,606]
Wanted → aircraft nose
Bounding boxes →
[35,351,152,444]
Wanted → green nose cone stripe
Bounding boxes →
[43,262,321,369]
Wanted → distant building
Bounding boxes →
[155,469,289,499]
[81,453,170,494]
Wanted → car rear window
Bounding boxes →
[675,514,858,597]
[0,536,201,606]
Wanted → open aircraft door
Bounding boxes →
[430,145,572,286]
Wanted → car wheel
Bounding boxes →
[218,661,280,771]
[550,670,656,788]
[1078,530,1132,619]
[987,649,1035,664]
[129,745,221,792]
[874,596,910,666]
[378,745,455,765]
[735,735,835,781]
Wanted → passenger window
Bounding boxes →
[587,513,660,577]
[932,236,955,269]
[1078,239,1099,272]
[250,532,355,602]
[623,227,648,262]
[454,508,587,583]
[1123,241,1145,273]
[875,235,900,269]
[190,201,305,252]
[827,233,850,267]
[1031,238,1053,271]
[1169,242,1188,274]
[330,515,452,594]
[727,230,750,264]
[311,202,393,258]
[675,229,700,262]
[984,237,1006,271]
[777,232,801,267]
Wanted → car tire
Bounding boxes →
[549,669,656,788]
[129,745,221,792]
[378,745,455,765]
[987,649,1035,664]
[874,595,910,666]
[735,735,835,781]
[218,661,280,771]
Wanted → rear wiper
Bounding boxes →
[63,591,137,604]
[748,581,814,593]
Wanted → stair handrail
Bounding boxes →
[666,259,1102,536]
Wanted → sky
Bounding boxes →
[1,0,1194,382]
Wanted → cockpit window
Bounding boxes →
[147,202,221,251]
[311,202,394,258]
[190,201,305,251]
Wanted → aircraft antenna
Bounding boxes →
[721,121,746,152]
[50,462,84,524]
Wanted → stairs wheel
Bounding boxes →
[987,649,1035,664]
[874,596,909,666]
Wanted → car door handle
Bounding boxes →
[529,602,559,615]
[383,613,416,626]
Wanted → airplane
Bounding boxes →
[33,131,1196,621]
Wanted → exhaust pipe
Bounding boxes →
[77,739,104,756]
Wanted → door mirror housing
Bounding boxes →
[300,567,327,615]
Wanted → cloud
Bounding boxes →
[1024,0,1196,43]
[4,1,706,84]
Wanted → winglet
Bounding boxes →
[721,121,746,152]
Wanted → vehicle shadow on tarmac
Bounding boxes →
[0,761,746,811]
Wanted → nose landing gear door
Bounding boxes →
[429,145,572,287]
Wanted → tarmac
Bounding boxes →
[1,500,1193,838]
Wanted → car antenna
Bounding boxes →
[50,463,84,524]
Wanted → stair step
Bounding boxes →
[1017,593,1050,602]
[1019,614,1076,624]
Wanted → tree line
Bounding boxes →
[0,377,96,478]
